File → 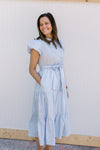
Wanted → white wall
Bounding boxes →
[0,1,100,137]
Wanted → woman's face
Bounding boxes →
[39,16,52,38]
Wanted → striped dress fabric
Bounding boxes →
[27,38,71,147]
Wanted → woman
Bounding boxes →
[27,12,71,150]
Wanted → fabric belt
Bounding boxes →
[41,64,65,90]
[41,64,63,69]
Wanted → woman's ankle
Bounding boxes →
[44,145,51,150]
[35,137,43,150]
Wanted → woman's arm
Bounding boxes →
[29,49,41,85]
[63,67,69,98]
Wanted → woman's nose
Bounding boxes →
[42,24,46,28]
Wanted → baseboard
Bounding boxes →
[0,128,100,147]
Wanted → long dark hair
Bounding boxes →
[36,12,62,49]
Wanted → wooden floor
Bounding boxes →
[0,128,100,148]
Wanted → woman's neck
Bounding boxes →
[45,34,52,39]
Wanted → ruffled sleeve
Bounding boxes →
[27,39,42,55]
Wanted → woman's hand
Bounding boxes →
[66,86,69,99]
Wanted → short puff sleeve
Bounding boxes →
[27,39,42,55]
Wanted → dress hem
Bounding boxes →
[28,132,71,146]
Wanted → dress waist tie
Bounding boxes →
[41,64,66,90]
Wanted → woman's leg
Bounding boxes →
[44,145,52,150]
[35,137,44,150]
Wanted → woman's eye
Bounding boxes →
[40,22,49,26]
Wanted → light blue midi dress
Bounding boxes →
[27,38,71,147]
